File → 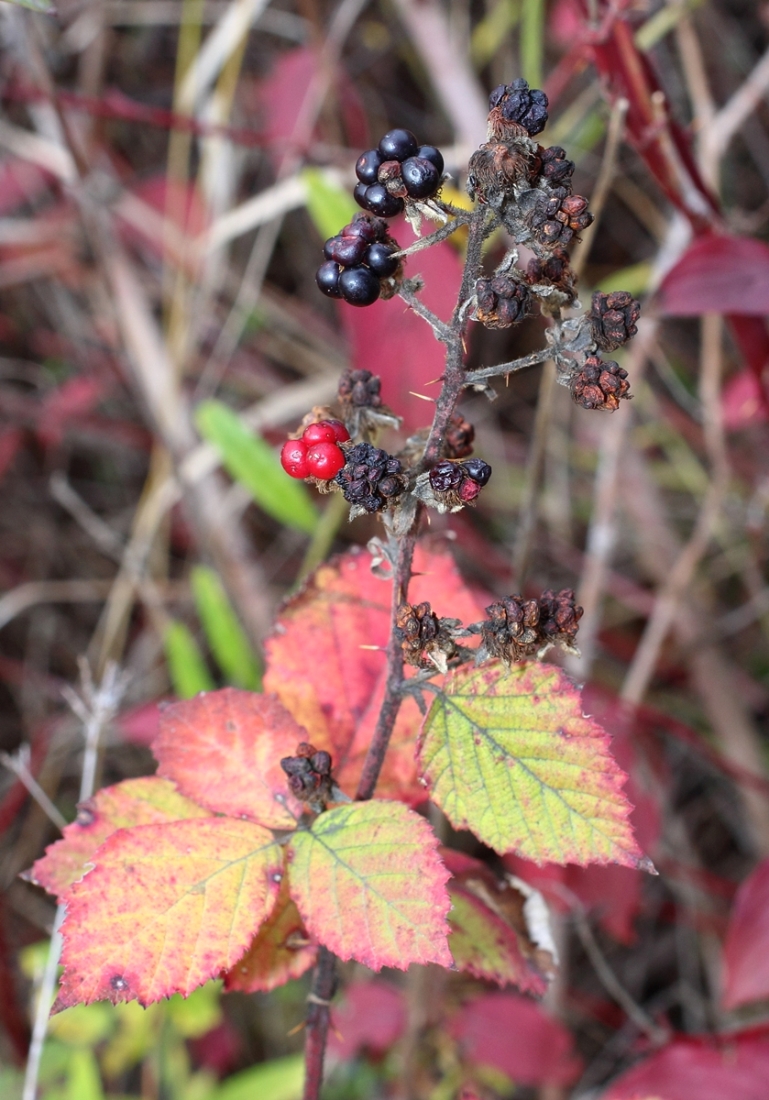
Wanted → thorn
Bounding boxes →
[423,376,444,386]
[286,1021,306,1037]
[409,391,436,402]
[359,644,385,651]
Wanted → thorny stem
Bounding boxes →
[302,947,337,1100]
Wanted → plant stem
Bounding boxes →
[302,947,337,1100]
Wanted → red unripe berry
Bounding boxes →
[306,440,345,480]
[303,419,350,445]
[280,439,310,478]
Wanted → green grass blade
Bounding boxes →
[301,168,358,241]
[520,0,545,90]
[195,400,317,535]
[164,622,215,699]
[191,566,261,689]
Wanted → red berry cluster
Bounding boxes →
[280,419,350,480]
[354,129,444,217]
[316,214,400,309]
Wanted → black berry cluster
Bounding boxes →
[428,459,492,506]
[570,356,631,412]
[590,291,641,352]
[335,442,406,513]
[488,79,549,138]
[480,589,583,664]
[316,213,400,308]
[280,742,334,809]
[475,275,531,328]
[354,129,445,217]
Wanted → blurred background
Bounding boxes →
[1,0,769,1098]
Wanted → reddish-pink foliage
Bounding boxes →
[604,1030,769,1100]
[451,992,582,1086]
[342,236,463,431]
[329,979,407,1060]
[722,859,769,1011]
[722,369,768,429]
[656,235,769,317]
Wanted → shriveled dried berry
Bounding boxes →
[570,356,631,412]
[395,601,458,671]
[338,368,382,409]
[537,145,575,188]
[281,743,335,808]
[335,442,406,513]
[590,291,641,352]
[528,189,593,247]
[444,414,475,459]
[488,79,549,138]
[480,588,583,664]
[429,461,465,493]
[475,275,531,328]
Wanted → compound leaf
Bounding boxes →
[57,818,283,1008]
[287,800,451,970]
[31,777,209,900]
[418,663,647,867]
[153,688,305,830]
[224,876,316,994]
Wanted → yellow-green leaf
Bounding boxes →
[191,566,261,689]
[57,819,283,1007]
[195,400,317,534]
[164,621,215,698]
[301,168,358,241]
[418,663,649,868]
[287,801,452,970]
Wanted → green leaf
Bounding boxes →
[301,168,358,241]
[163,621,215,699]
[418,663,649,868]
[287,801,452,971]
[66,1048,104,1100]
[208,1054,303,1100]
[191,566,261,689]
[471,0,521,68]
[195,400,317,534]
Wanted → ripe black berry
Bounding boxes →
[355,148,384,185]
[417,145,444,175]
[401,157,441,200]
[357,184,404,218]
[378,128,419,161]
[339,265,381,307]
[463,459,492,486]
[316,261,342,298]
[324,234,368,267]
[364,242,399,278]
[353,181,370,209]
[342,214,386,243]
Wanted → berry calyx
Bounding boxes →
[303,419,350,445]
[306,440,346,480]
[280,439,311,478]
[378,128,419,161]
[339,265,381,306]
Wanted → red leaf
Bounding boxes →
[31,777,208,900]
[342,237,463,431]
[259,47,319,165]
[656,236,769,317]
[722,859,769,1011]
[153,689,306,830]
[329,979,407,1060]
[451,992,582,1086]
[603,1031,769,1100]
[223,876,316,994]
[114,698,168,746]
[264,545,485,802]
[57,818,283,1007]
[37,376,109,447]
[722,370,768,430]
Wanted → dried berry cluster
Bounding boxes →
[479,589,583,664]
[338,368,383,410]
[395,601,460,673]
[428,459,492,507]
[475,274,531,328]
[280,742,334,810]
[590,291,641,352]
[316,214,401,308]
[335,442,406,513]
[355,129,445,217]
[444,414,475,459]
[570,356,631,412]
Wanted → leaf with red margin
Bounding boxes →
[451,992,582,1086]
[223,876,316,994]
[722,859,769,1011]
[418,663,650,867]
[153,689,305,829]
[30,777,209,900]
[603,1030,769,1100]
[264,545,486,801]
[329,979,407,1060]
[444,850,554,994]
[287,800,451,970]
[656,235,769,317]
[57,818,283,1008]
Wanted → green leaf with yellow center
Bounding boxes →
[418,663,650,868]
